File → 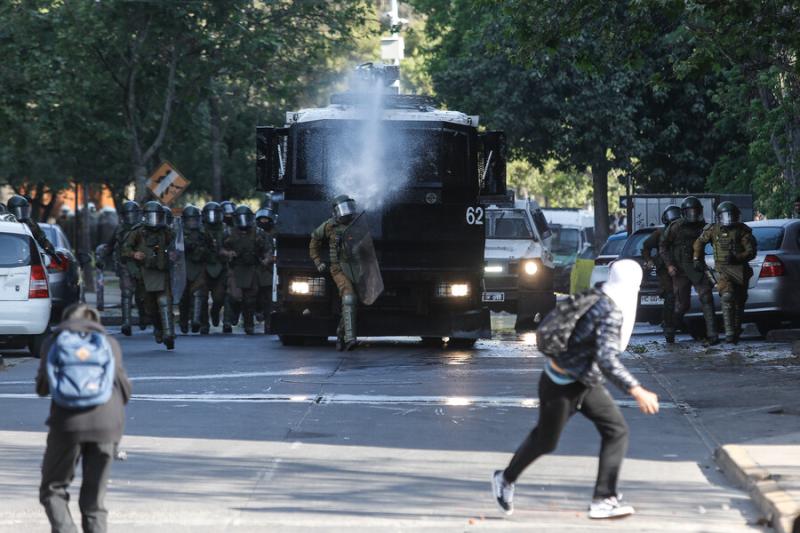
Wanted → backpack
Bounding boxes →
[46,330,115,409]
[536,289,602,357]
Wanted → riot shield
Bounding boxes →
[343,212,384,305]
[94,244,106,311]
[169,218,187,305]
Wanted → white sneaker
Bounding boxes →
[588,495,635,519]
[492,470,514,515]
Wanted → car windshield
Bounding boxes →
[486,209,534,239]
[550,226,580,255]
[621,231,655,258]
[600,236,627,257]
[752,227,784,251]
[42,226,58,247]
[0,234,32,267]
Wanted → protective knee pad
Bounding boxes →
[720,291,735,305]
[343,294,357,306]
[157,294,170,307]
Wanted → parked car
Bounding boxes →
[39,223,82,320]
[589,231,628,287]
[613,227,665,324]
[685,219,800,337]
[0,217,52,355]
[483,201,556,328]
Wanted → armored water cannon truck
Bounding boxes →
[256,63,506,346]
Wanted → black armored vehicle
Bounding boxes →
[256,64,506,347]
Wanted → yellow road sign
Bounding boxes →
[148,161,190,205]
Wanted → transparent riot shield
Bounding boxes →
[169,218,186,305]
[342,212,384,305]
[94,244,107,311]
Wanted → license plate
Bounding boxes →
[482,292,505,302]
[640,295,664,305]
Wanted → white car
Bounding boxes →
[0,217,52,355]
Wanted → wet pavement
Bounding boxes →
[0,319,771,532]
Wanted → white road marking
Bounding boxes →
[0,392,676,409]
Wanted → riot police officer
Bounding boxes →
[693,202,756,343]
[123,201,176,350]
[309,195,360,351]
[7,195,59,260]
[642,205,682,343]
[179,205,214,334]
[101,201,146,335]
[255,204,277,333]
[660,196,719,345]
[221,206,269,335]
[162,205,174,228]
[221,201,236,228]
[200,202,227,334]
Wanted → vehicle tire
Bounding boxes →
[279,335,305,346]
[756,321,771,339]
[420,336,444,348]
[28,331,50,358]
[447,338,477,349]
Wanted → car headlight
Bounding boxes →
[484,264,503,274]
[435,282,470,298]
[523,261,538,275]
[289,277,326,296]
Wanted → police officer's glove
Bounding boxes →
[316,262,327,273]
[693,259,704,271]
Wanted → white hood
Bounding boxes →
[601,259,643,352]
[485,240,545,261]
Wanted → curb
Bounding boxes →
[715,444,800,533]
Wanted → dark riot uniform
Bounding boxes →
[642,227,676,340]
[693,211,756,343]
[256,224,276,334]
[179,207,214,334]
[105,218,147,335]
[199,202,226,333]
[660,214,719,343]
[122,204,176,350]
[222,207,268,335]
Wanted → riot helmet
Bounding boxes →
[161,205,174,227]
[8,195,31,222]
[221,201,236,225]
[234,205,254,229]
[182,204,202,230]
[121,200,141,226]
[716,201,740,227]
[680,196,704,223]
[332,195,357,224]
[143,201,165,229]
[255,207,276,231]
[202,201,223,225]
[661,205,682,227]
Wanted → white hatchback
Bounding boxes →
[0,217,52,355]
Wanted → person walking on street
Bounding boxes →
[200,202,227,334]
[255,204,277,334]
[178,205,213,334]
[693,202,756,344]
[491,260,659,519]
[122,201,177,350]
[641,205,682,343]
[659,196,719,345]
[221,206,269,335]
[37,303,132,533]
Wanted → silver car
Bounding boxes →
[40,223,83,321]
[686,219,800,337]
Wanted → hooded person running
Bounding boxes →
[492,259,660,519]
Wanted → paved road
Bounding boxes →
[0,325,766,532]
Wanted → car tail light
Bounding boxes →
[29,265,50,298]
[759,255,785,278]
[47,252,70,273]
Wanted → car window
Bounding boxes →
[751,227,784,251]
[42,226,59,247]
[0,234,32,267]
[531,210,551,239]
[600,237,627,256]
[621,231,654,258]
[550,226,580,255]
[486,209,535,239]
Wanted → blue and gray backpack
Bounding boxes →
[46,330,115,409]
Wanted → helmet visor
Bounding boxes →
[144,211,164,228]
[13,205,31,221]
[204,210,221,225]
[334,200,357,220]
[235,213,254,228]
[123,210,140,225]
[683,207,702,223]
[718,211,735,226]
[222,204,236,216]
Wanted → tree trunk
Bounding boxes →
[209,90,224,201]
[133,162,149,202]
[591,160,610,252]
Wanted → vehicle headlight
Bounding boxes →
[289,277,326,296]
[484,264,503,274]
[523,261,538,275]
[435,282,470,298]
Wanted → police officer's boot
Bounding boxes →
[192,290,205,334]
[663,292,676,344]
[701,300,720,346]
[263,297,272,335]
[342,294,358,351]
[243,298,255,335]
[734,297,746,343]
[721,292,737,344]
[158,295,175,350]
[121,291,133,337]
[178,289,190,334]
[137,296,148,330]
[222,295,234,334]
[336,320,345,351]
[210,298,222,327]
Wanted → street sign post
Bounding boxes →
[148,161,190,205]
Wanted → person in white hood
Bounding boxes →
[492,259,660,519]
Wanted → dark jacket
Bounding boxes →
[36,319,132,443]
[554,294,640,392]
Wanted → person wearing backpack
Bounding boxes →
[36,303,132,533]
[491,259,660,519]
